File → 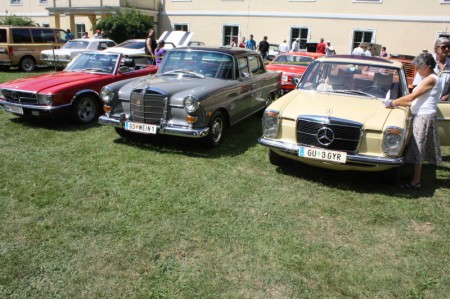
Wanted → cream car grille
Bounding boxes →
[1,89,38,104]
[130,90,165,124]
[296,116,362,152]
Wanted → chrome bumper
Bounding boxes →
[258,137,404,166]
[99,115,210,138]
[0,99,71,111]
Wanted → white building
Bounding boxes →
[3,0,450,55]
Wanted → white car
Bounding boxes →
[104,39,146,55]
[40,38,117,68]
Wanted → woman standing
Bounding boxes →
[230,36,238,47]
[384,53,443,189]
[154,40,166,67]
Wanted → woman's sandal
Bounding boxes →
[401,182,421,189]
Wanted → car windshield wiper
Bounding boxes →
[162,69,205,79]
[331,90,377,98]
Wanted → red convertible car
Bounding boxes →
[266,52,324,94]
[0,52,157,124]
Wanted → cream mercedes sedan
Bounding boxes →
[259,55,449,174]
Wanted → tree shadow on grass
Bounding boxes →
[273,159,449,199]
[112,115,263,158]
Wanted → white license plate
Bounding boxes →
[124,121,157,134]
[299,146,347,163]
[4,104,24,115]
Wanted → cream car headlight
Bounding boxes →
[382,126,405,156]
[100,86,114,103]
[37,94,53,105]
[184,95,199,113]
[262,110,279,138]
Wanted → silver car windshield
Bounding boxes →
[65,52,120,74]
[299,61,405,100]
[159,50,235,80]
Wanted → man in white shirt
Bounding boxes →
[352,43,365,55]
[279,40,289,54]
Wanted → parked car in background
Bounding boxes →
[188,41,206,46]
[267,43,280,60]
[259,55,449,175]
[388,54,416,91]
[266,52,324,94]
[0,26,68,72]
[40,38,117,68]
[0,52,157,124]
[104,39,145,55]
[99,46,281,147]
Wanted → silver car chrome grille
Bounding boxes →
[130,90,165,124]
[1,89,38,103]
[296,116,362,152]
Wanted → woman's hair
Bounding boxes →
[413,53,436,70]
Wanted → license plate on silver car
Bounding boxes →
[124,121,157,134]
[299,146,347,163]
[4,104,24,115]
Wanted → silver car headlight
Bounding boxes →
[37,94,53,105]
[382,126,405,156]
[100,86,114,103]
[262,110,279,138]
[184,95,199,113]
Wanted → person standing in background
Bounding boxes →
[230,36,238,47]
[155,40,166,67]
[325,41,336,56]
[245,34,256,50]
[257,36,270,60]
[380,46,388,57]
[291,38,300,52]
[145,29,158,65]
[316,38,326,54]
[239,36,246,48]
[413,37,450,101]
[279,39,289,54]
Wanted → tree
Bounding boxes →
[0,15,35,26]
[95,9,154,43]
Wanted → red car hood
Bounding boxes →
[0,71,109,93]
[266,64,308,74]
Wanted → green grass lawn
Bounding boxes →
[0,70,449,298]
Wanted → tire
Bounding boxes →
[268,149,286,166]
[71,94,100,124]
[19,56,36,72]
[202,111,225,148]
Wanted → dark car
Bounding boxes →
[99,46,281,147]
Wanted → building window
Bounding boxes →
[290,27,310,51]
[10,0,22,5]
[352,29,374,50]
[353,0,382,2]
[76,24,86,39]
[289,0,316,2]
[38,0,48,4]
[223,25,239,46]
[174,24,189,31]
[441,0,450,3]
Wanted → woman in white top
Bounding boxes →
[385,53,442,189]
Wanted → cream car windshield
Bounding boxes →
[299,61,404,99]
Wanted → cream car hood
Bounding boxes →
[278,90,394,131]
